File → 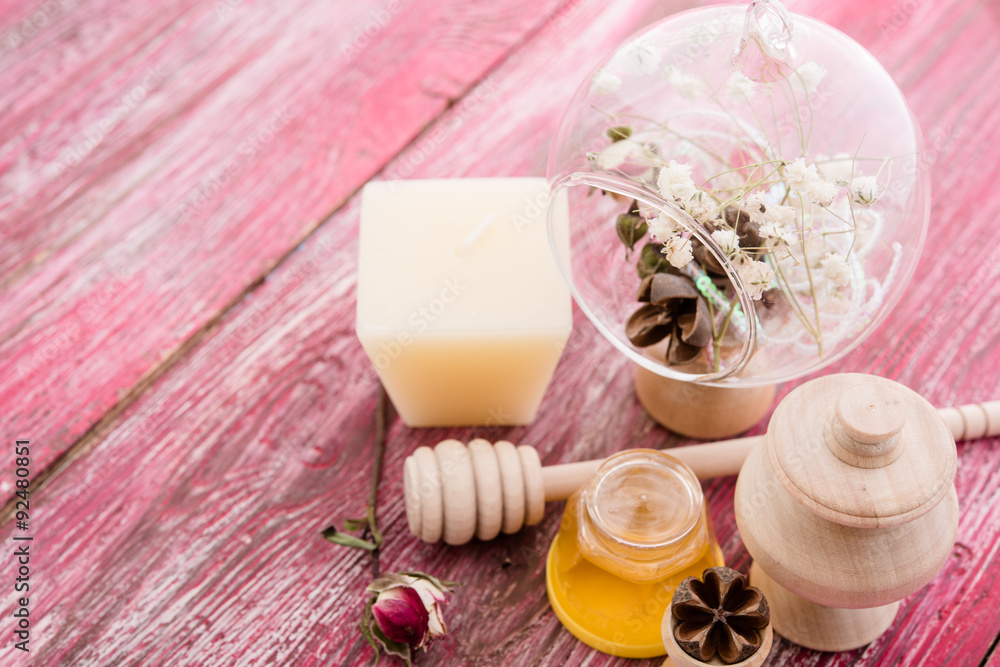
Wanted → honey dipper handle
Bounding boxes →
[540,461,601,501]
[538,401,1000,502]
[539,436,763,501]
[670,435,763,480]
[938,401,1000,441]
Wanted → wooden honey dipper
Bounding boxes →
[404,398,999,544]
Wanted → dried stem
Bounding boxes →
[366,383,388,578]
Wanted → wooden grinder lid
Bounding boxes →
[766,374,957,529]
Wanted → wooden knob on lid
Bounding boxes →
[768,374,956,530]
[829,383,907,468]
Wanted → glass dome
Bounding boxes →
[547,0,929,386]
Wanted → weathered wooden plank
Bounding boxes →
[0,0,578,495]
[0,0,677,663]
[5,0,1000,666]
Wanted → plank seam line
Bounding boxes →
[0,0,583,522]
[980,629,1000,667]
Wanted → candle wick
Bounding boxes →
[458,213,496,257]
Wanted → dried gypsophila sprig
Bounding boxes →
[605,139,889,369]
[648,151,884,349]
[588,53,895,371]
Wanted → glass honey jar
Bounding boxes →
[545,449,724,658]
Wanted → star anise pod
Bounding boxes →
[672,567,770,664]
[625,273,712,365]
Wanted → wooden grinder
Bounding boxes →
[734,373,959,652]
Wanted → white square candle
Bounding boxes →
[356,178,572,427]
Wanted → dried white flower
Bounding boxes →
[649,212,682,241]
[743,192,768,224]
[761,221,795,248]
[624,40,661,75]
[726,71,756,99]
[796,61,826,94]
[736,257,775,300]
[664,65,705,99]
[764,202,797,226]
[851,175,881,205]
[687,191,719,221]
[711,228,740,255]
[817,152,854,184]
[590,69,621,95]
[821,252,851,287]
[661,234,694,268]
[806,178,839,207]
[594,139,639,171]
[657,160,697,202]
[785,158,819,193]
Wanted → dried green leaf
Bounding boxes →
[367,505,384,547]
[359,597,382,667]
[607,125,632,141]
[398,571,463,592]
[343,517,368,532]
[322,526,377,551]
[371,618,413,666]
[637,242,671,279]
[616,213,647,255]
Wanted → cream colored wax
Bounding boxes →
[356,178,572,427]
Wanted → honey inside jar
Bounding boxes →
[545,449,724,658]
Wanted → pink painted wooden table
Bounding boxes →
[2,0,999,665]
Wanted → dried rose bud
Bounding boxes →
[363,572,452,658]
[371,584,430,649]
